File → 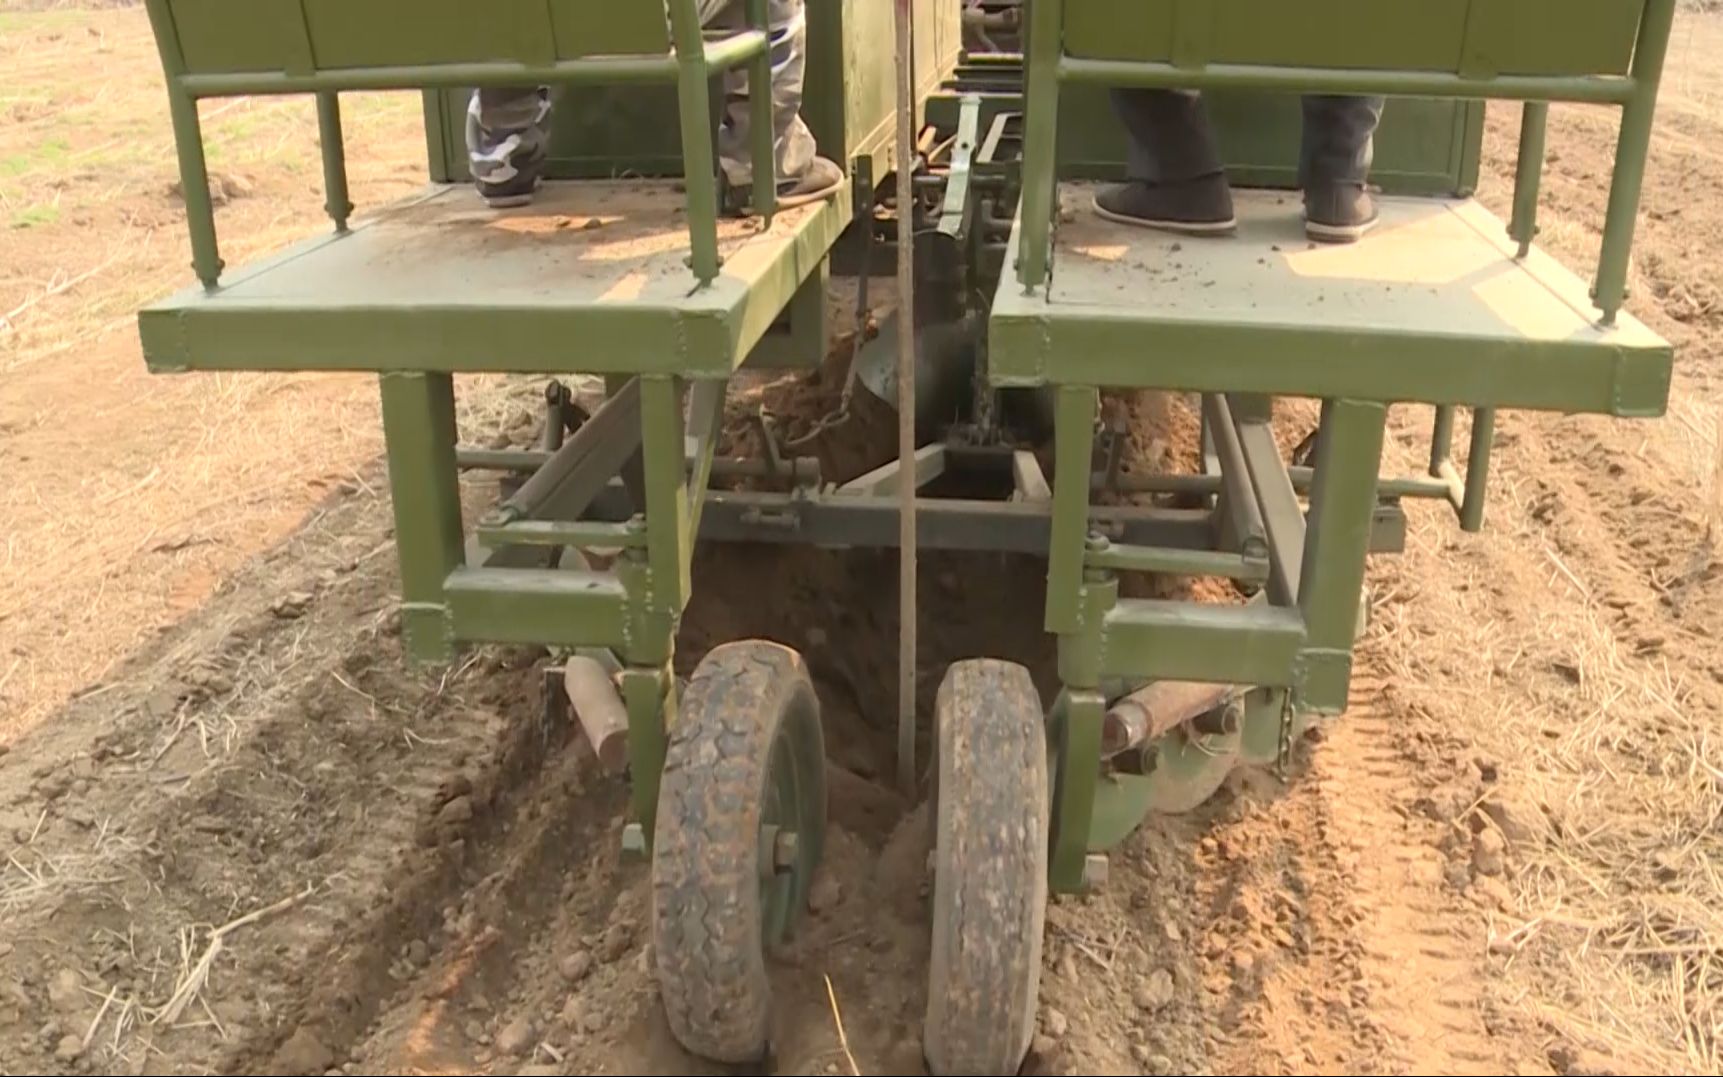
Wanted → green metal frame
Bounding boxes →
[142,0,781,290]
[1015,0,1679,326]
[986,0,1681,894]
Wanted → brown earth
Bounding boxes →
[3,4,1722,1077]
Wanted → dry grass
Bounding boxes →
[1367,402,1723,1074]
[0,6,543,746]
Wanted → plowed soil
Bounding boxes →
[3,5,1721,1077]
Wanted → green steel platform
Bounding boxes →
[989,182,1672,417]
[137,177,850,378]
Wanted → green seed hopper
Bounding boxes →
[135,0,1676,1072]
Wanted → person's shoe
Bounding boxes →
[1304,183,1378,243]
[471,133,546,209]
[1092,175,1236,236]
[773,155,846,210]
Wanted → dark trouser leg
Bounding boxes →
[1095,88,1236,236]
[1299,95,1385,243]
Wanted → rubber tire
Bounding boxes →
[651,640,827,1065]
[924,659,1049,1076]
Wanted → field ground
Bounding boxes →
[2,4,1721,1076]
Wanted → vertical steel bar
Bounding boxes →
[1508,102,1548,257]
[745,0,777,220]
[1594,0,1676,324]
[168,88,223,288]
[1016,0,1063,290]
[641,377,691,616]
[316,91,353,232]
[668,0,722,283]
[1050,688,1105,893]
[1429,404,1456,475]
[1460,407,1496,532]
[379,372,465,662]
[1047,386,1099,634]
[894,0,920,796]
[1296,399,1387,713]
[621,665,674,844]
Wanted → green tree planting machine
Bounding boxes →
[136,0,1676,1071]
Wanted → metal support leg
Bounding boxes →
[621,664,676,845]
[641,376,691,620]
[380,372,465,663]
[1593,0,1676,324]
[1296,399,1387,713]
[1051,552,1114,893]
[1047,386,1099,634]
[1508,102,1548,257]
[166,87,222,288]
[317,92,353,232]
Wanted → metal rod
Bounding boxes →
[1059,57,1638,104]
[1460,407,1496,532]
[494,378,642,525]
[315,92,351,232]
[1429,404,1457,476]
[177,34,765,98]
[1509,102,1549,257]
[1203,394,1269,556]
[1594,0,1677,324]
[1085,543,1268,583]
[1101,681,1237,759]
[565,656,631,774]
[894,0,919,797]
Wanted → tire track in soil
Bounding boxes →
[1195,676,1525,1077]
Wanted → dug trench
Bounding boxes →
[0,294,1532,1077]
[0,348,1225,1077]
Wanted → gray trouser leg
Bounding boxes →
[465,0,816,188]
[1298,95,1385,187]
[465,87,552,186]
[699,0,818,188]
[1108,87,1224,184]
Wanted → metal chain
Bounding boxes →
[1275,691,1297,779]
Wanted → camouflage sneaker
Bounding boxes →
[471,133,546,209]
[1092,174,1236,237]
[1304,183,1379,243]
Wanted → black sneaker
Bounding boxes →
[1304,183,1378,243]
[1092,175,1236,237]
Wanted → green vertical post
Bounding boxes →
[1429,404,1456,476]
[1016,0,1063,290]
[668,0,722,284]
[1508,102,1548,257]
[1459,407,1495,532]
[1047,385,1098,634]
[745,0,777,221]
[640,377,691,616]
[621,665,675,842]
[167,88,223,288]
[1296,399,1387,713]
[1051,556,1113,895]
[1594,0,1676,324]
[379,372,465,662]
[317,91,353,232]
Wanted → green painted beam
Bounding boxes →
[988,299,1671,417]
[1058,57,1637,105]
[444,566,629,650]
[1099,599,1307,685]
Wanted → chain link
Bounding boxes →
[1275,690,1297,780]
